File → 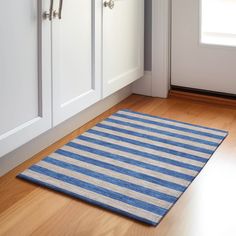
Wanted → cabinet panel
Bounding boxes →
[103,0,144,98]
[0,0,52,157]
[0,1,38,136]
[52,0,102,126]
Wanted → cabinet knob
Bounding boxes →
[104,0,115,9]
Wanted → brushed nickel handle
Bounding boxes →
[104,0,115,9]
[54,0,63,19]
[43,0,54,21]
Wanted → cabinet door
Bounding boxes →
[52,0,102,126]
[103,0,144,98]
[0,0,51,157]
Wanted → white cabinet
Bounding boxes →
[0,0,144,157]
[103,0,144,98]
[0,0,52,157]
[52,0,102,125]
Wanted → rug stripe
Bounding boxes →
[55,148,186,192]
[28,165,167,216]
[19,170,159,225]
[65,142,193,184]
[87,127,209,160]
[78,134,203,171]
[39,159,173,208]
[49,152,181,200]
[94,124,213,156]
[101,119,217,151]
[121,109,227,134]
[61,145,189,188]
[75,136,204,169]
[85,130,209,163]
[108,116,221,146]
[72,139,198,176]
[66,141,195,182]
[114,112,225,140]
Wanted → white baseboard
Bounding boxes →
[0,85,132,177]
[132,71,152,96]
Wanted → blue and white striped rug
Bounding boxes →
[18,109,228,226]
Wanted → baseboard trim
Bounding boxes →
[0,86,132,177]
[170,89,236,107]
[171,85,236,99]
[132,71,152,96]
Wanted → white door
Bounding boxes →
[0,0,52,157]
[103,0,144,98]
[171,0,236,94]
[52,0,102,126]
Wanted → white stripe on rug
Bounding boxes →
[118,110,226,137]
[21,169,161,224]
[111,113,223,143]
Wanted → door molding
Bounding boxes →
[151,0,171,98]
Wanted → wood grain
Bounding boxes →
[1,94,236,236]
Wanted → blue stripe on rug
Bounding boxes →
[29,165,168,216]
[18,173,157,225]
[77,135,202,171]
[18,109,228,226]
[95,123,213,154]
[67,142,195,181]
[55,149,186,192]
[105,117,219,147]
[121,109,228,134]
[86,129,209,163]
[44,157,178,203]
[113,113,226,139]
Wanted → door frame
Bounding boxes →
[152,0,171,98]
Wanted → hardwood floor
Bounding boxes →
[1,94,236,236]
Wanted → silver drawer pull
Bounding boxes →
[54,0,63,19]
[104,0,115,9]
[43,0,54,20]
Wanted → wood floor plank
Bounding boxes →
[0,94,236,236]
[0,188,70,236]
